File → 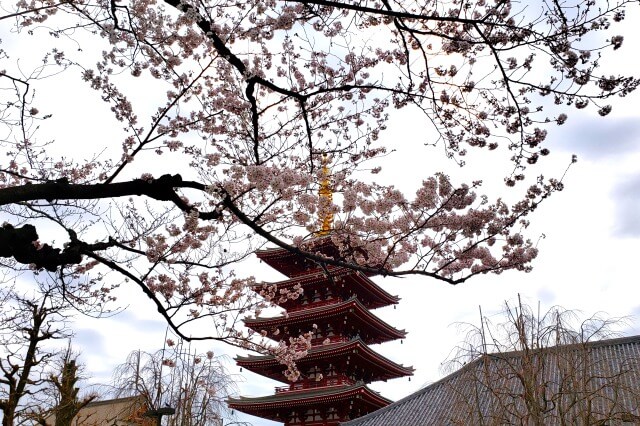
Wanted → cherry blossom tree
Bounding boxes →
[0,0,637,364]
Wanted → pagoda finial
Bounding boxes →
[317,154,333,236]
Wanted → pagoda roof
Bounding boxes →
[236,338,414,383]
[252,267,399,310]
[244,298,407,344]
[227,383,390,422]
[256,237,340,278]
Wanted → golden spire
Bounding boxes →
[317,154,333,236]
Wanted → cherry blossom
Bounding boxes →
[0,0,636,372]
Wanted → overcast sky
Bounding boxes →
[3,3,640,426]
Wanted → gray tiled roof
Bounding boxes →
[342,335,640,426]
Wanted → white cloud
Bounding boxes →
[551,116,640,160]
[611,173,640,237]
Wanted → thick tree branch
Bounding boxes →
[0,175,222,270]
[0,174,220,218]
[285,0,493,25]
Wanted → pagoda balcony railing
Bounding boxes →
[310,335,349,346]
[274,376,354,394]
[286,299,340,313]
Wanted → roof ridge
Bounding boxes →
[85,395,145,407]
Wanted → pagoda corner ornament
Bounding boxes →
[228,159,413,425]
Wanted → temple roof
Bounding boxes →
[244,297,407,344]
[252,267,399,310]
[228,383,391,422]
[45,395,151,425]
[341,335,640,426]
[236,338,414,383]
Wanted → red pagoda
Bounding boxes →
[228,160,413,425]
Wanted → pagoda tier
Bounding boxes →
[256,238,355,278]
[252,267,399,311]
[244,297,407,345]
[228,383,391,425]
[236,338,414,384]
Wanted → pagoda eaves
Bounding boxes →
[255,237,348,278]
[228,383,391,424]
[252,267,400,311]
[244,297,407,345]
[236,338,414,384]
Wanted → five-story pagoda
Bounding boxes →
[228,160,413,425]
